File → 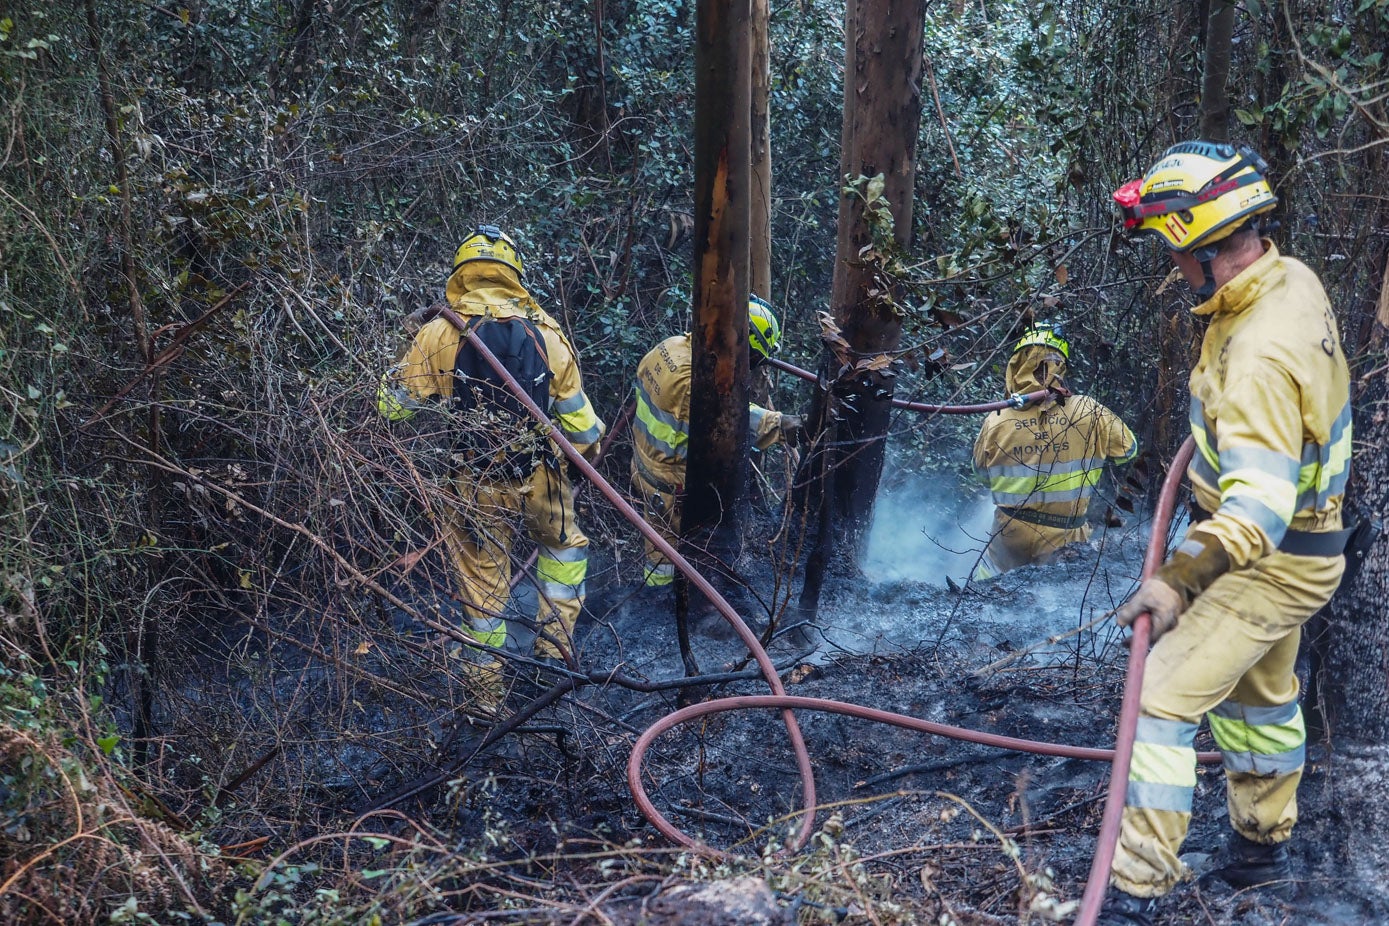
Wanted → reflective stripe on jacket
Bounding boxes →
[377,263,605,457]
[632,334,783,490]
[973,343,1136,520]
[1184,241,1351,568]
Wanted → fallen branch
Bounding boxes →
[971,609,1116,678]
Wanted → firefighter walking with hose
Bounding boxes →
[379,225,606,713]
[1096,142,1354,924]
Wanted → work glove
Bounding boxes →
[404,303,446,334]
[780,414,805,447]
[1114,577,1184,643]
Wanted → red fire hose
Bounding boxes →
[1073,435,1196,925]
[765,356,1054,414]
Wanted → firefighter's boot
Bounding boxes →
[1096,889,1157,926]
[1202,833,1294,898]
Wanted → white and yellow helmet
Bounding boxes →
[452,224,524,276]
[1113,141,1277,252]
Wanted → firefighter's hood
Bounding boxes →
[1006,344,1067,394]
[446,261,532,310]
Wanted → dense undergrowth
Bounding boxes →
[2,0,1387,922]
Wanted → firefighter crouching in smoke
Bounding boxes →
[971,323,1138,580]
[378,225,606,713]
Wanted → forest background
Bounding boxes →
[2,0,1388,923]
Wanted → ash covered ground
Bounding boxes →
[163,474,1389,924]
[402,485,1389,925]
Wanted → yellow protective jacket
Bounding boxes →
[377,263,605,457]
[1180,240,1351,572]
[632,333,784,491]
[973,345,1138,526]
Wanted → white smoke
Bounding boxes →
[861,484,995,585]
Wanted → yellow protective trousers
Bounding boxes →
[442,461,589,669]
[1110,547,1343,898]
[973,509,1091,580]
[631,466,680,587]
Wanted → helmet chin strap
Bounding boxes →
[1192,244,1220,299]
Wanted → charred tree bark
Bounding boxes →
[1198,0,1235,141]
[749,0,772,302]
[794,0,924,620]
[748,0,774,410]
[822,0,925,547]
[1321,250,1389,745]
[684,0,752,573]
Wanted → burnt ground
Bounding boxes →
[398,517,1389,926]
[157,481,1389,925]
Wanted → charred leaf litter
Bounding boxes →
[174,480,1388,925]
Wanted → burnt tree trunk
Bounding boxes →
[823,0,925,548]
[794,0,924,620]
[748,0,775,409]
[684,0,752,575]
[1322,250,1389,744]
[1198,0,1235,141]
[749,0,772,303]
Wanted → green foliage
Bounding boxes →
[2,0,1388,921]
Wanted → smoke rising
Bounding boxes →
[862,483,995,585]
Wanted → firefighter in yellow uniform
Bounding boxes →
[971,323,1138,580]
[1098,142,1353,925]
[378,226,605,709]
[632,296,800,589]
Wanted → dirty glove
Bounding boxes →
[1155,532,1232,608]
[780,414,805,447]
[1115,577,1185,642]
[404,303,445,334]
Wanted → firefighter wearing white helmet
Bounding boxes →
[631,296,801,598]
[1096,144,1353,925]
[378,225,606,714]
[971,322,1137,580]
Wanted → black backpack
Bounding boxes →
[452,316,554,477]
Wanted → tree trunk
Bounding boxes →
[86,0,163,769]
[793,0,924,621]
[684,0,752,570]
[1321,250,1389,744]
[749,0,772,303]
[748,0,775,409]
[823,0,925,550]
[271,0,318,95]
[1198,0,1235,141]
[1253,0,1293,226]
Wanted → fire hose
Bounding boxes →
[445,309,1205,912]
[440,307,818,850]
[766,355,1056,414]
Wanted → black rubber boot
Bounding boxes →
[1203,833,1294,898]
[1096,889,1158,926]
